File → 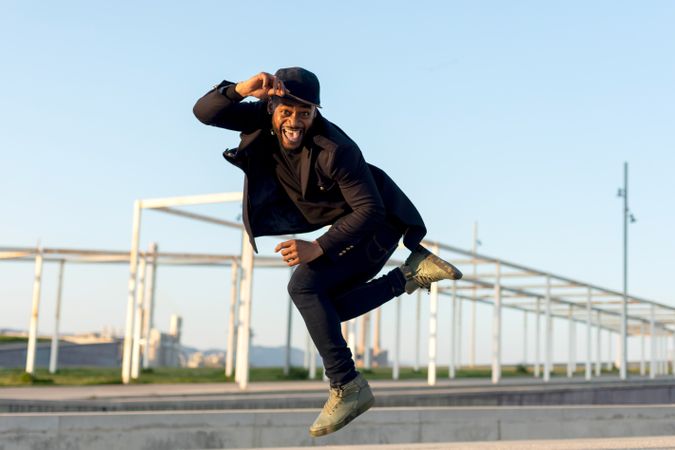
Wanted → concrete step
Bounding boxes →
[3,405,675,450]
[3,377,675,412]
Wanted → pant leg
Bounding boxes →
[288,224,404,386]
[332,265,406,322]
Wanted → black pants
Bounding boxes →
[288,224,407,387]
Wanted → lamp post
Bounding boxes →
[617,161,636,380]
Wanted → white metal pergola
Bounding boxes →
[0,245,267,377]
[3,191,675,389]
[433,242,675,383]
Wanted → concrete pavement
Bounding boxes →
[235,436,675,449]
[3,405,675,449]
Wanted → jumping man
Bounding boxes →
[193,67,462,436]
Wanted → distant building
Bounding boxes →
[146,329,183,367]
[145,314,183,367]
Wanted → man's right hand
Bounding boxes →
[235,72,287,100]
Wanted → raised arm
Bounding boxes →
[192,72,288,132]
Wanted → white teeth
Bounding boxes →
[283,128,302,142]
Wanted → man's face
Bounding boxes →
[269,98,317,151]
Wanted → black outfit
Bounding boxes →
[194,81,427,385]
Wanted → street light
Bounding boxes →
[616,161,637,380]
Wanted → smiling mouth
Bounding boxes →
[282,127,303,146]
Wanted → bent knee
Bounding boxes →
[287,267,323,301]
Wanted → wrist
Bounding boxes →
[234,83,247,98]
[312,240,325,255]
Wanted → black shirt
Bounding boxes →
[272,138,350,226]
[275,143,304,199]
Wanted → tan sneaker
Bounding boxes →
[400,245,463,294]
[309,373,374,437]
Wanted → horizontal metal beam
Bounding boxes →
[139,192,243,209]
[155,207,244,229]
[426,239,675,313]
[437,277,663,333]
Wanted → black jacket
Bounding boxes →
[193,81,426,261]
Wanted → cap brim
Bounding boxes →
[276,92,321,108]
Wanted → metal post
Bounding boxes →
[662,335,667,375]
[283,267,293,376]
[393,296,401,380]
[414,290,421,372]
[585,287,592,381]
[373,307,381,362]
[663,335,667,375]
[665,335,669,375]
[567,305,574,378]
[309,342,317,379]
[667,335,670,376]
[347,319,356,361]
[640,323,646,376]
[523,311,528,366]
[49,260,65,374]
[427,245,440,386]
[122,201,142,384]
[620,161,629,380]
[656,334,661,376]
[142,243,158,370]
[304,332,311,369]
[470,221,478,367]
[660,334,665,376]
[535,297,541,378]
[607,331,613,371]
[544,276,552,382]
[659,335,663,375]
[659,330,667,375]
[363,313,372,370]
[225,260,239,377]
[358,315,366,360]
[131,257,147,379]
[492,262,502,384]
[595,312,602,376]
[572,320,577,377]
[25,247,44,375]
[666,333,675,375]
[614,333,621,371]
[234,233,255,389]
[449,280,456,379]
[457,298,463,369]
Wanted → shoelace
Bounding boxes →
[323,386,345,415]
[413,272,434,291]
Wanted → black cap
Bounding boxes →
[274,67,321,108]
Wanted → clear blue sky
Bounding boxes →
[1,1,674,365]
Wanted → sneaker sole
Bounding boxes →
[404,253,463,294]
[308,396,375,437]
[428,253,463,280]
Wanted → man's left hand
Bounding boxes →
[275,239,324,267]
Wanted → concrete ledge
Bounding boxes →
[3,405,675,449]
[5,378,675,413]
